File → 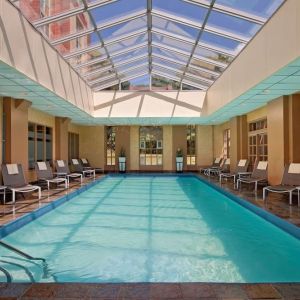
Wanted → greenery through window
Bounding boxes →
[68,132,79,163]
[187,125,196,165]
[140,127,163,166]
[106,126,116,166]
[28,123,53,169]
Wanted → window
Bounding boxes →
[28,123,53,169]
[106,126,116,166]
[187,125,196,165]
[68,132,79,162]
[223,129,230,159]
[140,127,163,166]
[248,119,268,169]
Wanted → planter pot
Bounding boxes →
[119,157,126,172]
[176,157,183,172]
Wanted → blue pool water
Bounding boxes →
[1,175,300,283]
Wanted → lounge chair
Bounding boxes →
[54,160,83,185]
[219,159,249,184]
[35,161,68,190]
[81,158,103,173]
[207,158,230,177]
[1,164,41,203]
[263,163,300,205]
[200,158,223,175]
[237,161,268,191]
[71,159,95,178]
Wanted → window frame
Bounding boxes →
[28,122,53,169]
[139,126,163,166]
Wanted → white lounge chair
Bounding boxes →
[71,159,95,178]
[1,164,41,204]
[263,163,300,206]
[54,160,83,186]
[35,161,68,190]
[237,161,268,192]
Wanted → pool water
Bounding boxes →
[1,175,300,283]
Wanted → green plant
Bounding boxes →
[119,147,126,157]
[176,148,183,157]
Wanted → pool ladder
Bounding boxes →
[0,240,53,282]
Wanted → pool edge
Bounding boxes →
[0,176,107,239]
[194,174,300,240]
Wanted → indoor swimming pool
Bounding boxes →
[0,175,300,283]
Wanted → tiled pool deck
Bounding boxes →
[0,173,300,299]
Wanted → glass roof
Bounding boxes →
[11,0,284,91]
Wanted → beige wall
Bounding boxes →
[197,125,213,167]
[163,126,173,171]
[247,106,267,123]
[267,96,289,184]
[79,126,105,169]
[204,0,300,116]
[213,121,230,158]
[130,126,139,171]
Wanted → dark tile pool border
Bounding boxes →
[0,177,107,239]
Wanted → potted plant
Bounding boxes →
[118,147,126,172]
[176,148,183,172]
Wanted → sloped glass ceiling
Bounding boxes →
[11,0,284,91]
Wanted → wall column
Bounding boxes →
[55,117,70,161]
[130,126,139,171]
[288,94,300,162]
[116,126,130,172]
[197,125,213,167]
[163,126,173,171]
[229,115,248,172]
[172,126,186,170]
[267,96,289,184]
[3,97,31,178]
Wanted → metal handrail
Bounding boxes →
[0,240,45,262]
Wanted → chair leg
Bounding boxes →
[298,189,300,207]
[12,190,15,203]
[80,174,83,184]
[47,181,50,190]
[3,189,6,205]
[38,187,41,200]
[255,181,258,192]
[65,179,68,189]
[289,191,293,206]
[263,188,266,201]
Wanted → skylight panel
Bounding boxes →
[100,16,147,41]
[207,10,261,40]
[152,58,184,72]
[111,47,148,64]
[153,0,208,25]
[152,34,194,53]
[152,15,200,41]
[106,34,147,53]
[199,31,244,54]
[215,0,284,20]
[152,47,189,64]
[56,32,101,56]
[90,0,146,27]
[193,46,233,65]
[41,12,92,42]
